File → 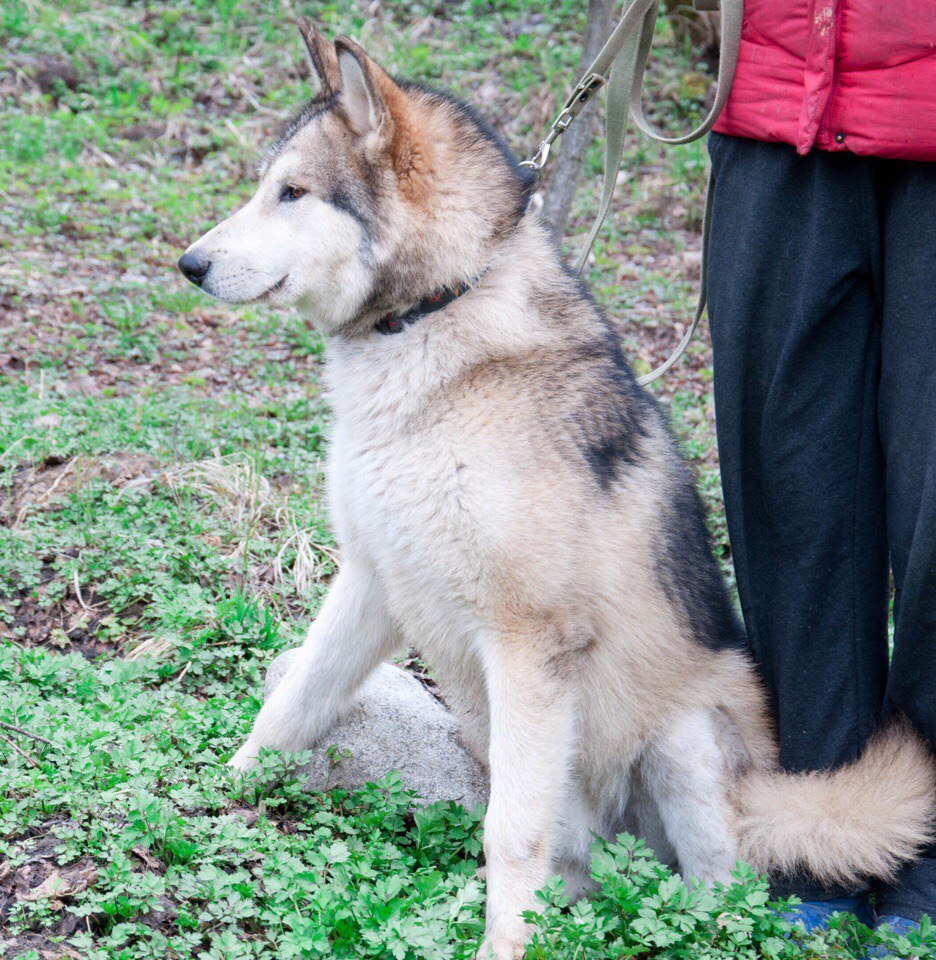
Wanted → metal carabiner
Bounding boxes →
[519,72,606,172]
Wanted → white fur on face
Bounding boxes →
[183,147,373,331]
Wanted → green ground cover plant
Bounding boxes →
[1,0,928,956]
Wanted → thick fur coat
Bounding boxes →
[180,24,936,959]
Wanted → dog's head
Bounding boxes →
[179,21,534,333]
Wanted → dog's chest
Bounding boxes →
[323,341,523,647]
[328,409,494,625]
[331,425,498,675]
[329,427,478,577]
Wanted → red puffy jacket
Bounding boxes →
[712,0,936,161]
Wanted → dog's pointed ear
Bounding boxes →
[334,37,392,138]
[297,17,340,97]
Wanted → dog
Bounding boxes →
[179,21,936,959]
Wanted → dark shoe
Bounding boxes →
[783,894,875,932]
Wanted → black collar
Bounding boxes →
[375,281,473,335]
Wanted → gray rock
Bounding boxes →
[264,649,489,808]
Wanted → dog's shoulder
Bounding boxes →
[440,251,663,494]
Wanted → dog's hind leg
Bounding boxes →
[229,557,397,769]
[477,628,578,960]
[623,769,679,870]
[640,709,739,884]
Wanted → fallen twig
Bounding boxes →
[73,568,95,613]
[0,720,52,746]
[0,733,40,768]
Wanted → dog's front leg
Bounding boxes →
[229,558,396,769]
[478,632,577,960]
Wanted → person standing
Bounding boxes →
[704,0,936,934]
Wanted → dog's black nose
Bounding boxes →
[178,252,211,286]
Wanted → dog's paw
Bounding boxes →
[228,741,260,771]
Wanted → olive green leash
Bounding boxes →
[522,0,743,385]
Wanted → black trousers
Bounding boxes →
[706,132,936,919]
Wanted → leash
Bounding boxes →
[522,0,743,386]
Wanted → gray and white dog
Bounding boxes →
[179,22,935,959]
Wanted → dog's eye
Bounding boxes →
[280,184,306,202]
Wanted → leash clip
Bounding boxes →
[520,72,606,171]
[520,109,570,170]
[519,137,554,171]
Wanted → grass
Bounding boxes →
[0,0,926,957]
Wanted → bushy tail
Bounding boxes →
[736,722,936,885]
